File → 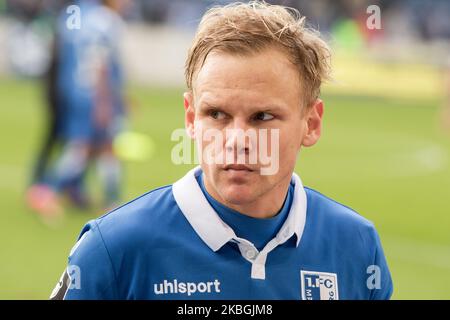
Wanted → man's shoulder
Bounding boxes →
[304,187,377,236]
[76,185,181,251]
[99,184,177,228]
[303,187,384,265]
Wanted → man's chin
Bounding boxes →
[219,186,257,207]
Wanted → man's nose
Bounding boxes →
[224,119,255,155]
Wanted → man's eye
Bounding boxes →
[210,110,226,120]
[254,112,274,121]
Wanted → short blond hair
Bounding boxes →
[185,1,331,108]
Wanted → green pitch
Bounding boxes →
[0,58,449,299]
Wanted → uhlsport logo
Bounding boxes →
[154,279,221,297]
[300,270,339,300]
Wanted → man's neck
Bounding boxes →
[203,174,292,219]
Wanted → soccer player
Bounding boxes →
[46,0,129,214]
[26,29,66,217]
[51,1,393,300]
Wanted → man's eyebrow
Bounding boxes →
[198,101,232,112]
[199,100,286,111]
[248,104,288,114]
[199,101,218,108]
[259,105,285,111]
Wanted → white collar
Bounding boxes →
[172,166,307,252]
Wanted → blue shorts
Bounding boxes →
[61,97,123,144]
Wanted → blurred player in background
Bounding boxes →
[19,0,71,216]
[26,32,66,216]
[34,0,131,218]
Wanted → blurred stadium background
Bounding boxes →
[0,0,449,299]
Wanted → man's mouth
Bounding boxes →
[223,164,254,172]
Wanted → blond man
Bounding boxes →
[52,1,393,300]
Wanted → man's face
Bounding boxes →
[184,46,322,209]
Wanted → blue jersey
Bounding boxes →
[51,166,393,300]
[57,1,125,141]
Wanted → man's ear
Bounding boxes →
[183,92,195,139]
[302,99,324,147]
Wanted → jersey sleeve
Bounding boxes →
[368,227,394,300]
[50,220,118,300]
